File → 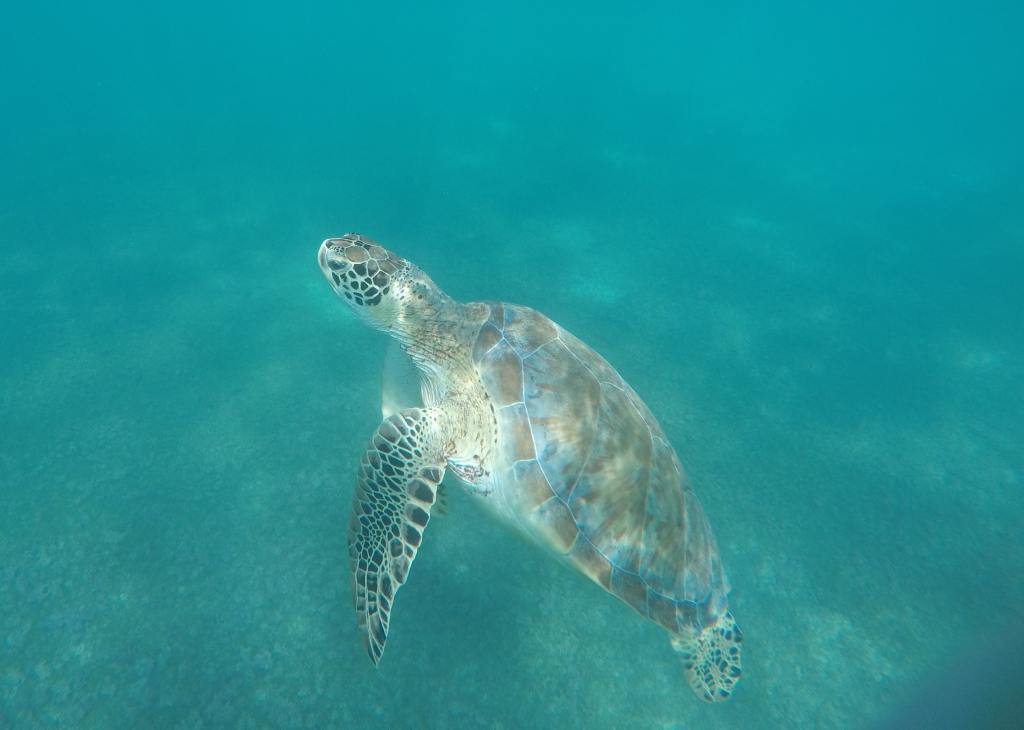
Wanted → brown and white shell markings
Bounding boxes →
[318,233,743,702]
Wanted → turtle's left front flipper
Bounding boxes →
[348,408,446,665]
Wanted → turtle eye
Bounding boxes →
[328,259,347,271]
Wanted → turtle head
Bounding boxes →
[318,234,441,335]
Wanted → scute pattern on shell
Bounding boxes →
[472,302,730,634]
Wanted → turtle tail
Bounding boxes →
[670,611,743,702]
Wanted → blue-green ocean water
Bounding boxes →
[2,1,1023,728]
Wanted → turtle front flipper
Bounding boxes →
[348,408,446,665]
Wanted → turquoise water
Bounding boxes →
[2,1,1023,728]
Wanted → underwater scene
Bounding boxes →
[1,1,1022,728]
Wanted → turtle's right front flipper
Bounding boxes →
[348,408,446,665]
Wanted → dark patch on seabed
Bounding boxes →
[1,0,1023,728]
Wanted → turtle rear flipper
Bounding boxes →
[348,408,446,665]
[670,611,743,702]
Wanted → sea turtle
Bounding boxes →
[318,233,743,701]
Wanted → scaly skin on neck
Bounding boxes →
[398,294,497,489]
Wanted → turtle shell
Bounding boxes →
[472,302,730,634]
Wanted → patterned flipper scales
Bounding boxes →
[670,611,743,702]
[348,408,446,665]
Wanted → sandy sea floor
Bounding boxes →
[1,139,1022,729]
